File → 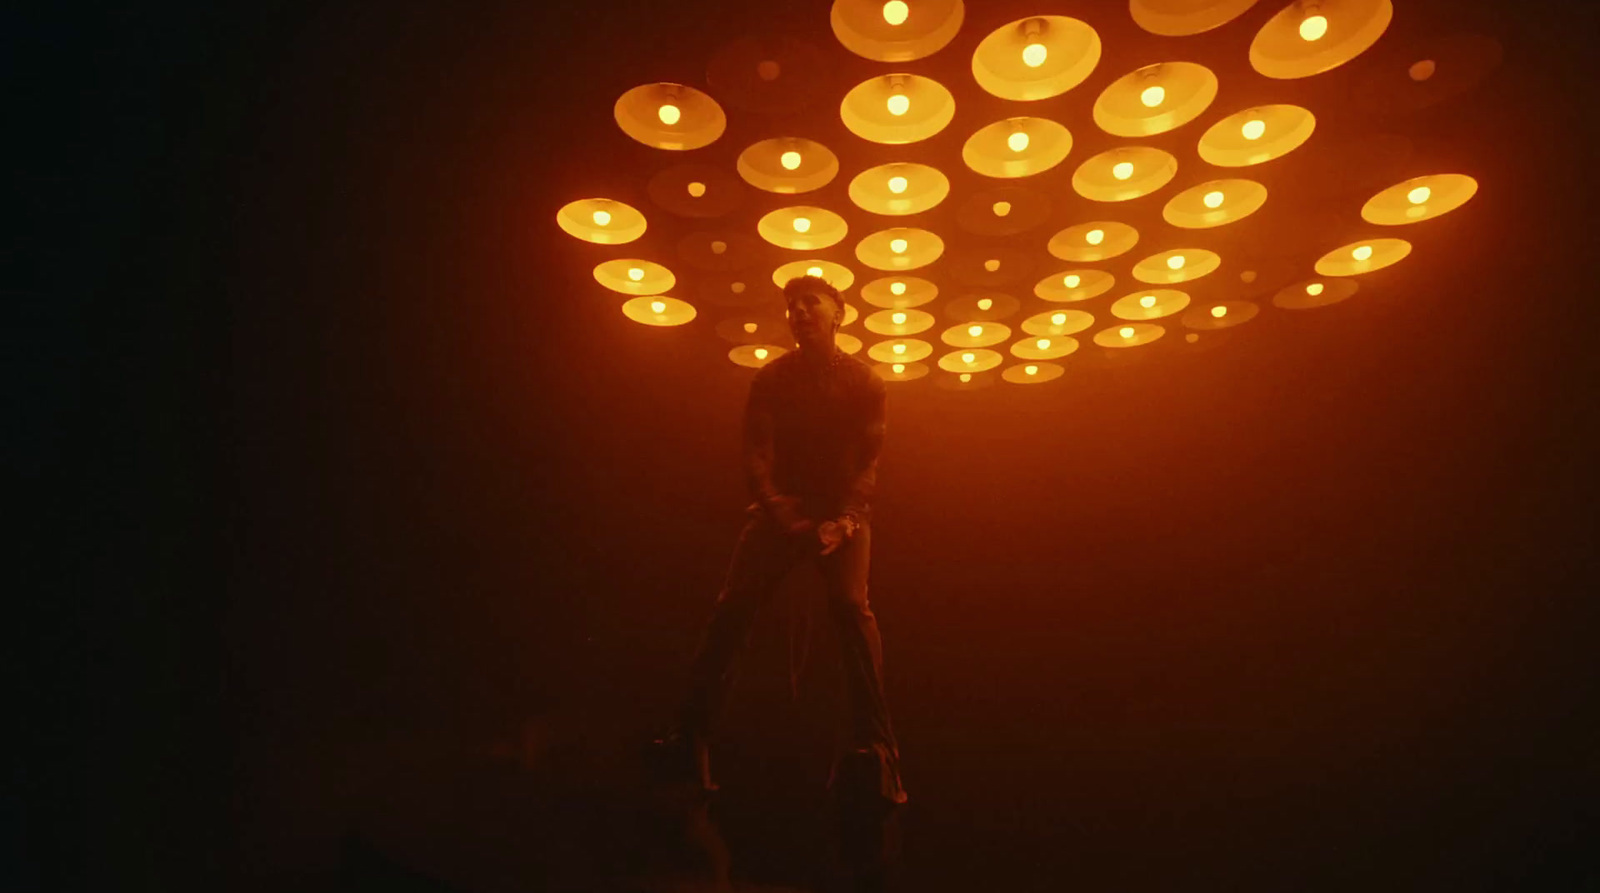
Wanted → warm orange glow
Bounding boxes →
[977,298,993,311]
[687,181,706,197]
[711,240,727,254]
[1140,85,1166,107]
[892,343,907,354]
[962,351,976,363]
[806,265,824,277]
[1299,13,1328,41]
[780,150,802,170]
[1112,161,1134,180]
[1120,326,1135,338]
[1140,294,1157,308]
[967,324,983,337]
[882,0,908,26]
[755,347,769,359]
[1353,244,1374,261]
[657,104,681,125]
[650,300,667,314]
[992,201,1012,216]
[889,238,909,254]
[1211,305,1227,318]
[1025,364,1039,376]
[1241,118,1266,140]
[1408,185,1432,204]
[592,210,612,226]
[892,311,907,324]
[983,259,1000,271]
[1063,274,1081,288]
[1203,190,1224,209]
[887,175,909,193]
[890,281,907,295]
[1007,131,1030,152]
[1410,59,1436,81]
[1036,338,1050,349]
[626,266,644,281]
[1167,255,1186,270]
[892,362,906,374]
[792,216,811,233]
[1022,42,1048,67]
[886,93,910,116]
[1085,229,1105,245]
[731,281,746,293]
[960,372,972,382]
[1306,282,1325,296]
[743,322,758,333]
[1051,312,1066,325]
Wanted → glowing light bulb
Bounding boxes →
[1140,85,1166,108]
[1140,294,1157,308]
[1112,162,1134,180]
[968,324,983,337]
[992,201,1012,217]
[892,343,907,355]
[893,362,905,374]
[1203,191,1224,209]
[1353,244,1374,261]
[1167,255,1186,270]
[1007,131,1030,153]
[687,181,706,197]
[889,238,908,254]
[977,298,993,311]
[882,0,908,26]
[792,216,811,233]
[592,209,612,226]
[650,300,667,314]
[1211,305,1227,318]
[1242,119,1266,141]
[1063,274,1081,289]
[1085,229,1105,246]
[755,347,769,359]
[983,259,1000,272]
[1120,326,1135,339]
[887,175,909,194]
[779,151,802,171]
[627,267,644,281]
[892,311,907,324]
[886,93,910,116]
[1408,185,1432,204]
[731,281,746,293]
[1051,312,1066,325]
[657,104,681,125]
[711,240,727,254]
[1299,14,1328,41]
[1022,43,1048,68]
[1037,338,1051,350]
[889,281,906,296]
[743,322,758,333]
[960,372,971,383]
[806,266,823,277]
[962,352,976,364]
[1306,282,1325,296]
[1025,364,1038,376]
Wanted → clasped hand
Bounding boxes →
[767,495,854,555]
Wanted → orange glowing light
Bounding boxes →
[892,343,907,354]
[1140,294,1157,308]
[1306,282,1325,296]
[962,351,976,363]
[1167,255,1186,270]
[650,300,667,314]
[1140,85,1166,108]
[744,322,758,333]
[959,372,971,382]
[1408,185,1432,204]
[1241,119,1266,140]
[1353,245,1374,261]
[592,210,612,226]
[1007,131,1030,152]
[1211,305,1227,318]
[780,151,802,170]
[731,281,746,293]
[890,281,907,295]
[1299,14,1328,41]
[1112,162,1134,180]
[1037,338,1051,349]
[977,298,993,310]
[882,0,908,26]
[1085,229,1105,245]
[1120,326,1135,338]
[806,265,823,277]
[1025,364,1039,376]
[1063,274,1081,288]
[983,259,1000,271]
[992,201,1012,216]
[657,104,681,125]
[687,181,706,197]
[967,324,983,337]
[755,347,769,359]
[627,267,644,281]
[889,238,909,254]
[892,311,907,324]
[888,175,909,193]
[1022,43,1047,67]
[1051,312,1066,325]
[892,362,905,374]
[711,240,727,254]
[1203,190,1224,209]
[886,93,910,116]
[792,216,812,233]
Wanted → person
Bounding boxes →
[649,274,907,806]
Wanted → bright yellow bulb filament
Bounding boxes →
[743,323,758,334]
[1211,305,1227,318]
[1167,255,1186,270]
[755,347,769,359]
[1112,162,1134,180]
[792,216,811,233]
[887,175,909,194]
[806,266,823,277]
[627,267,644,281]
[960,373,971,382]
[1299,14,1328,41]
[892,343,907,354]
[1037,338,1051,350]
[1242,119,1266,140]
[1120,326,1135,339]
[780,151,802,170]
[1140,85,1166,108]
[1022,43,1048,68]
[983,259,1000,272]
[657,104,681,125]
[1085,229,1104,245]
[962,352,976,364]
[1025,364,1038,376]
[890,281,906,296]
[992,201,1012,217]
[1007,131,1030,153]
[1408,185,1432,204]
[968,325,983,337]
[1140,295,1157,308]
[1063,274,1080,288]
[886,93,910,116]
[1203,191,1224,209]
[1306,282,1325,296]
[892,312,907,324]
[882,0,908,26]
[977,298,993,311]
[687,181,706,197]
[889,238,908,254]
[892,362,905,374]
[592,210,612,226]
[1353,245,1374,261]
[650,300,667,314]
[1051,312,1066,325]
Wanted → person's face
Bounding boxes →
[787,288,839,348]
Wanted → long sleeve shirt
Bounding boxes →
[743,349,887,525]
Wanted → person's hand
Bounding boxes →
[766,495,815,536]
[817,519,854,555]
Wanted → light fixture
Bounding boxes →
[1299,13,1329,41]
[806,265,824,277]
[1120,326,1135,338]
[686,181,706,197]
[744,322,758,333]
[890,238,909,253]
[1025,364,1039,376]
[1022,42,1048,67]
[963,352,976,363]
[710,240,727,254]
[888,175,909,193]
[893,362,906,374]
[983,259,1000,271]
[755,347,769,359]
[1211,305,1227,318]
[1112,161,1134,180]
[1241,118,1267,140]
[886,92,911,116]
[1306,282,1324,295]
[1140,85,1166,107]
[1167,255,1186,270]
[1007,131,1030,152]
[592,209,612,226]
[890,281,907,295]
[657,103,682,125]
[1140,294,1157,308]
[1352,244,1374,261]
[1037,338,1051,349]
[1408,185,1432,204]
[627,267,644,281]
[892,311,907,324]
[992,201,1012,216]
[977,298,993,310]
[1203,190,1224,209]
[1063,274,1081,288]
[780,150,802,170]
[960,373,971,382]
[1051,312,1066,324]
[792,216,812,233]
[968,324,983,337]
[731,282,746,293]
[893,342,907,354]
[882,0,909,26]
[650,300,667,313]
[1085,229,1105,245]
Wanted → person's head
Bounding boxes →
[782,275,843,353]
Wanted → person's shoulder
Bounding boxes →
[840,352,887,394]
[751,350,796,387]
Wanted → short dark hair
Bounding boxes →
[782,275,841,310]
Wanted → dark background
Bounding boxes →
[10,0,1598,890]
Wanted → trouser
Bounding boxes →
[678,511,906,803]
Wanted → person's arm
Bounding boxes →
[745,371,811,533]
[838,371,887,529]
